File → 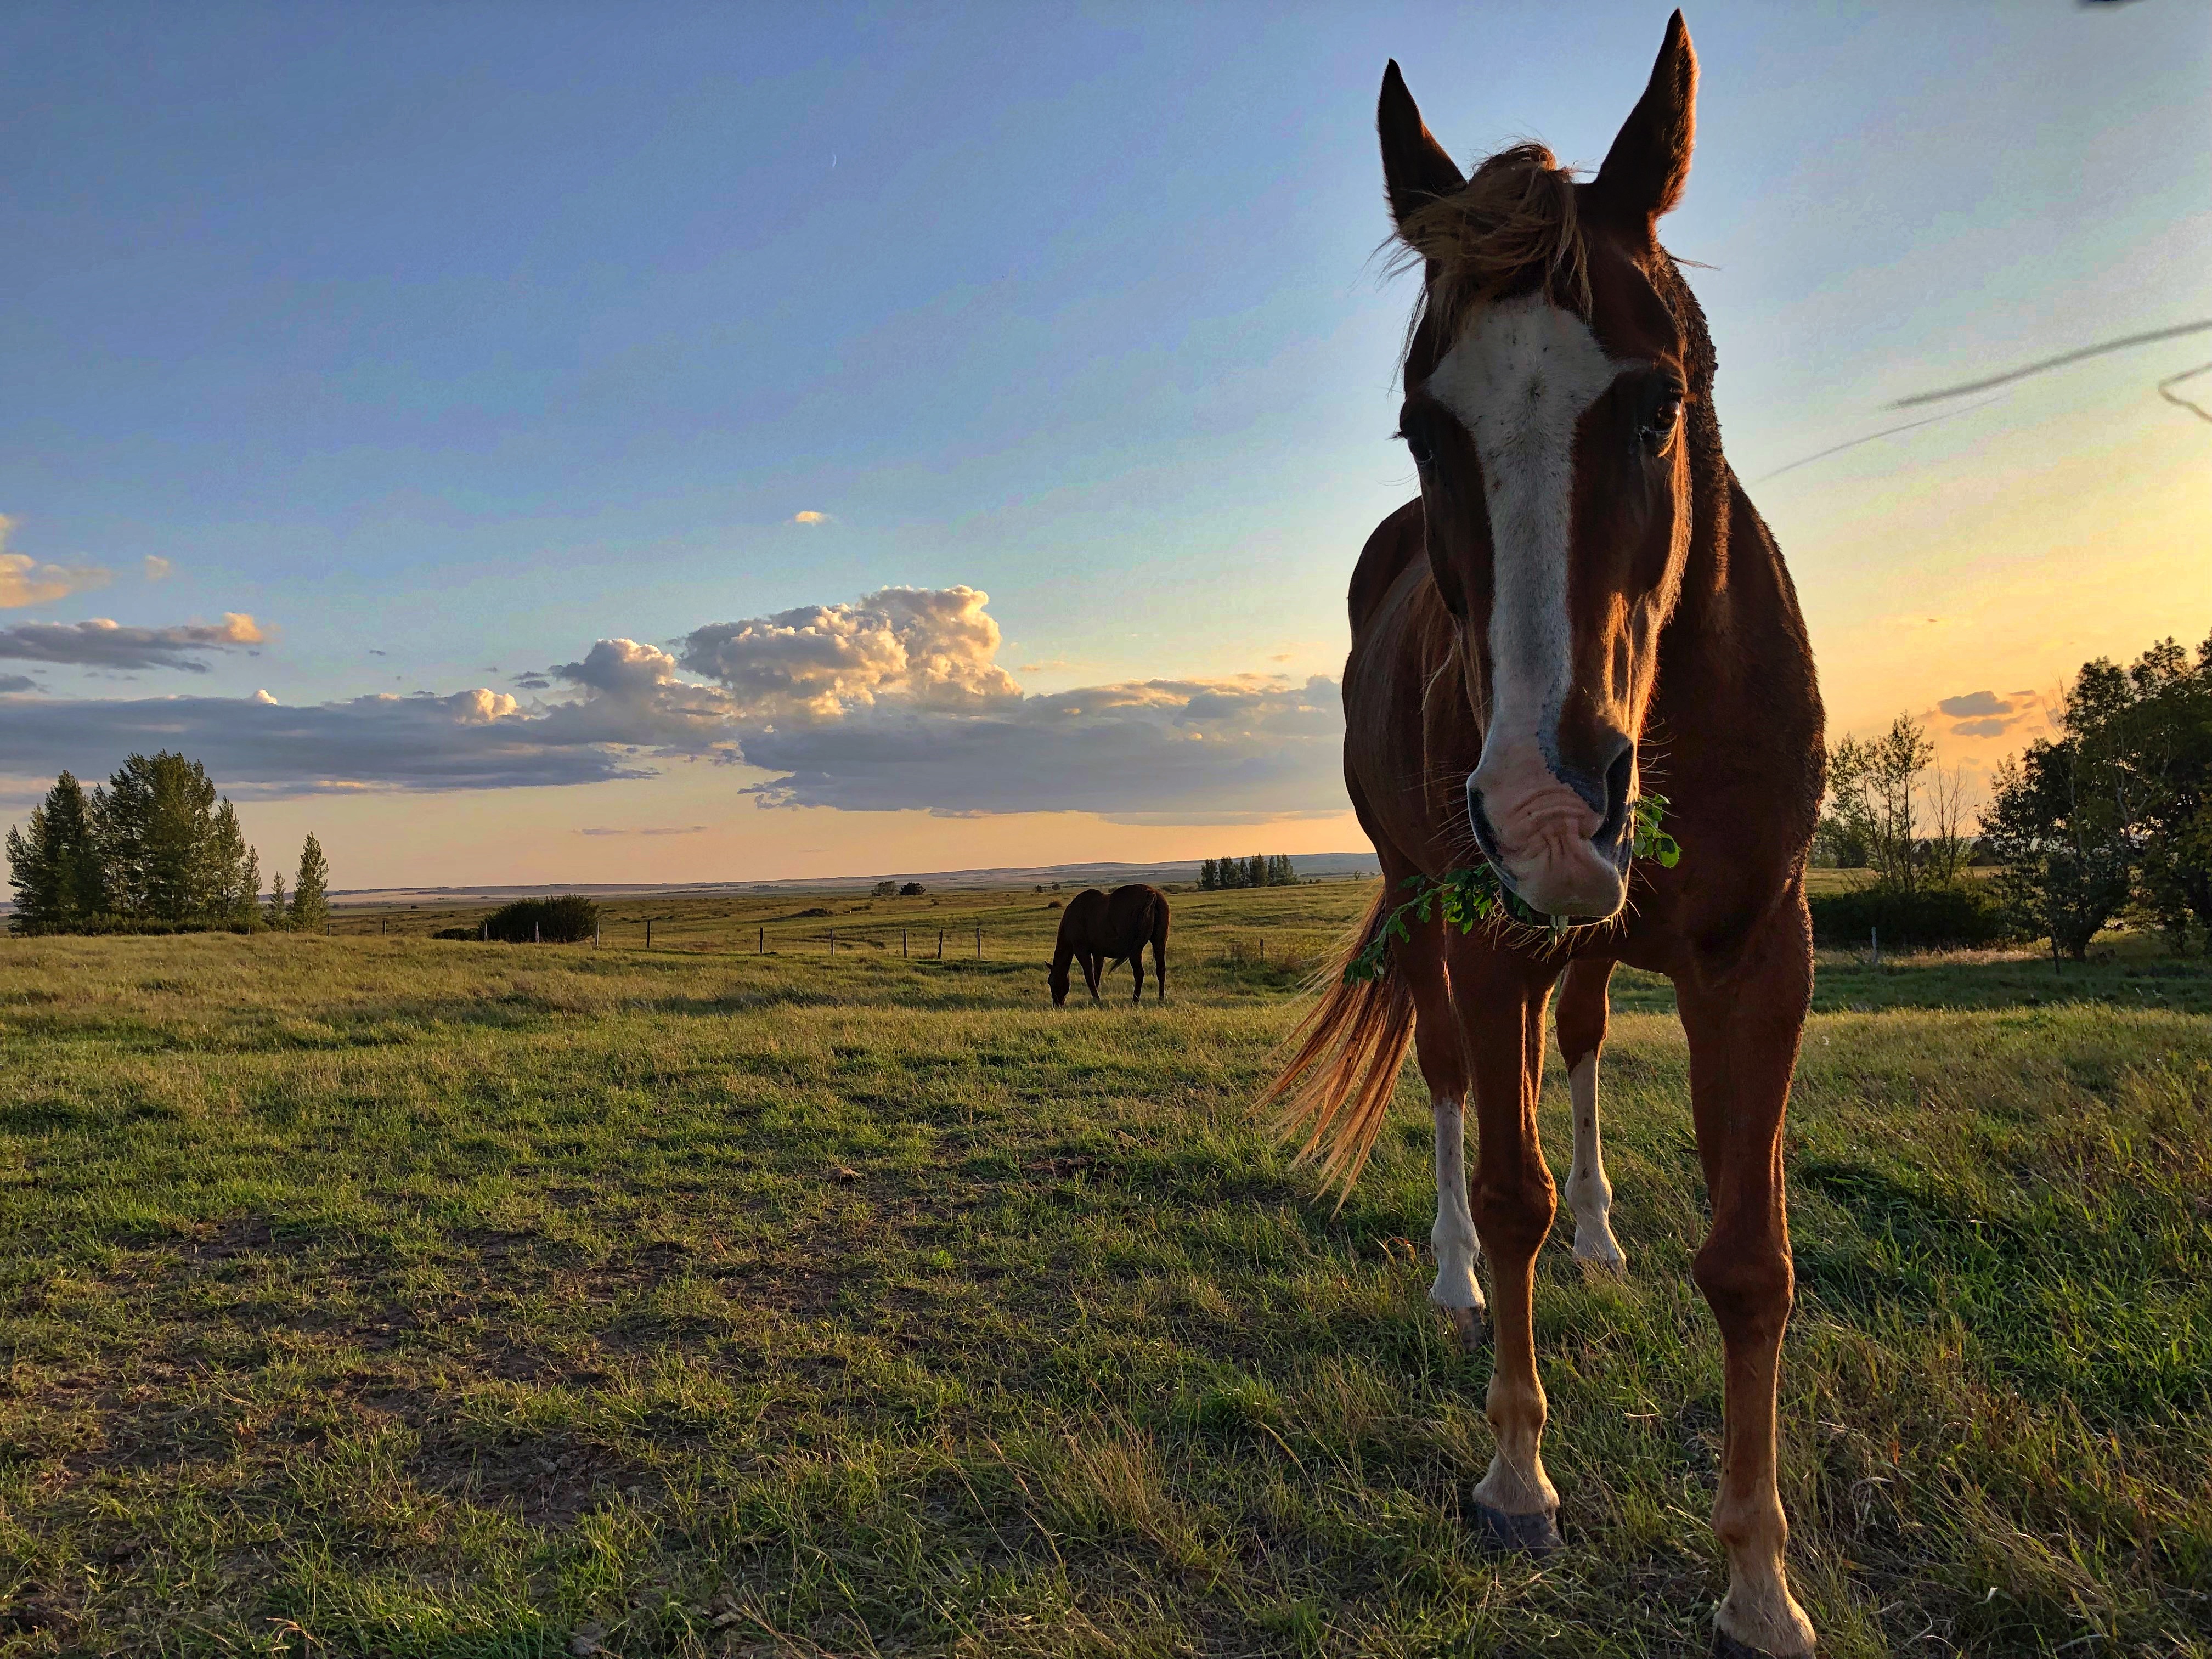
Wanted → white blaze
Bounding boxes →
[1427,292,1621,769]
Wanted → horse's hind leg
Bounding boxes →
[1558,957,1626,1272]
[1150,918,1167,1003]
[1084,953,1103,1003]
[1128,950,1145,1005]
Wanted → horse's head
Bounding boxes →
[1048,958,1073,1006]
[1383,13,1709,922]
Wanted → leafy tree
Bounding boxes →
[2115,635,2212,949]
[289,833,330,932]
[1198,859,1218,891]
[483,894,598,943]
[1986,740,2134,961]
[4,771,106,933]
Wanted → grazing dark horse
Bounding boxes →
[1265,18,1824,1657]
[1049,884,1169,1006]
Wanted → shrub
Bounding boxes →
[1808,884,2010,950]
[432,926,477,941]
[483,895,600,944]
[900,882,926,896]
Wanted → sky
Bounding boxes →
[2,0,2206,889]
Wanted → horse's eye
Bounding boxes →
[1401,429,1435,471]
[1640,388,1683,454]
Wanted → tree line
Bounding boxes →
[5,752,329,935]
[1199,855,1299,890]
[1812,633,2211,959]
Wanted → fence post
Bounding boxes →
[902,928,908,958]
[595,920,600,949]
[937,928,944,960]
[1870,926,1879,968]
[534,921,541,944]
[758,926,764,955]
[646,918,652,949]
[830,927,836,957]
[975,926,981,960]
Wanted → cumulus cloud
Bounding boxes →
[792,510,828,525]
[143,556,173,581]
[0,613,266,672]
[678,586,1019,719]
[0,586,1351,822]
[0,517,111,609]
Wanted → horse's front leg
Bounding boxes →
[1462,964,1563,1551]
[1677,913,1818,1658]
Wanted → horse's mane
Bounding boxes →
[1392,143,1590,351]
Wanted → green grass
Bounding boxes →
[0,885,2206,1656]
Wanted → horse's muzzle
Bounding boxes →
[1466,737,1634,922]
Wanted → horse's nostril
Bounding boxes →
[1595,742,1635,845]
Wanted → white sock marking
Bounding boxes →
[1430,1098,1485,1311]
[1563,1053,1626,1269]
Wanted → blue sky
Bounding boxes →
[3,2,2206,885]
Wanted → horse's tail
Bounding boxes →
[1257,888,1414,1202]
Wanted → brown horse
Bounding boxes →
[1266,16,1824,1657]
[1049,884,1169,1006]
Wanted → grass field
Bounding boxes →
[0,882,2206,1656]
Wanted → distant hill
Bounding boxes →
[320,853,1383,910]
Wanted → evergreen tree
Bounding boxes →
[267,871,289,929]
[1245,854,1266,888]
[203,802,259,925]
[5,771,106,933]
[95,751,223,921]
[289,833,329,932]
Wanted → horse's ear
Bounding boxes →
[1379,60,1465,228]
[1592,10,1697,230]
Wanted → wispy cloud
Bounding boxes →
[1937,687,2044,740]
[1890,318,2212,408]
[1938,691,2012,718]
[0,517,111,610]
[791,510,829,525]
[576,825,711,837]
[0,674,37,695]
[0,613,265,672]
[142,556,173,581]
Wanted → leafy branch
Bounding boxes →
[1342,794,1679,984]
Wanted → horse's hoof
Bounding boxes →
[1471,1500,1561,1556]
[1439,1304,1487,1353]
[1572,1244,1628,1277]
[1713,1634,1811,1659]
